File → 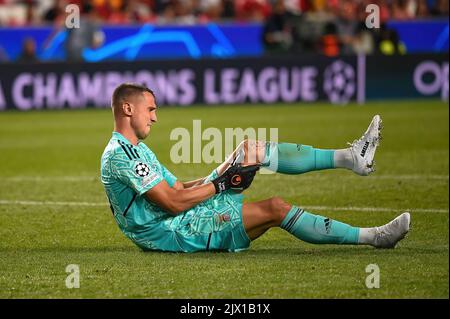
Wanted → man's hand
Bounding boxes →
[212,162,260,194]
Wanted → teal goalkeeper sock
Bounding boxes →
[281,206,360,245]
[262,142,334,174]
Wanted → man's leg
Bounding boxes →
[217,115,382,177]
[242,198,411,248]
[242,197,292,240]
[216,139,334,175]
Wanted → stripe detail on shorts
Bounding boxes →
[206,233,212,251]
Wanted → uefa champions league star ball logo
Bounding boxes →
[324,60,356,104]
[135,162,150,177]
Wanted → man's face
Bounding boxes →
[129,92,157,140]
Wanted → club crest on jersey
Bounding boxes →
[135,162,150,177]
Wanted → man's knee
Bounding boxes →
[268,196,291,223]
[238,139,265,164]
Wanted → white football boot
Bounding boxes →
[372,212,411,249]
[349,114,382,176]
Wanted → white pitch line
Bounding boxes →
[0,176,99,182]
[0,199,447,214]
[354,175,448,180]
[0,174,448,182]
[261,174,449,180]
[0,200,106,207]
[305,206,448,214]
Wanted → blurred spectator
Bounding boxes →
[235,0,272,22]
[416,0,430,17]
[375,23,407,55]
[430,0,449,16]
[352,22,376,55]
[3,1,39,25]
[153,0,171,15]
[127,0,154,23]
[354,0,370,22]
[221,0,236,19]
[14,0,40,25]
[65,1,104,61]
[107,0,130,23]
[0,45,10,63]
[197,0,223,23]
[319,21,340,56]
[283,0,304,15]
[377,0,392,22]
[262,0,293,53]
[17,37,39,62]
[92,0,111,20]
[289,9,330,54]
[309,0,327,12]
[392,0,415,20]
[335,0,359,54]
[43,0,67,24]
[156,0,197,25]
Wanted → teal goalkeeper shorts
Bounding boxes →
[135,169,251,253]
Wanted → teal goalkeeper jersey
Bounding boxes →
[100,132,178,239]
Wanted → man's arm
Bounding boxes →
[182,177,208,188]
[145,180,215,215]
[169,148,245,190]
[146,163,259,215]
[171,177,207,190]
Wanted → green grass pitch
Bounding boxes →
[0,100,448,298]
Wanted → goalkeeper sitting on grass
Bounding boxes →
[101,83,410,253]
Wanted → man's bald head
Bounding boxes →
[111,83,155,116]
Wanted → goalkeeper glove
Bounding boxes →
[212,163,260,194]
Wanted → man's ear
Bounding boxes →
[122,102,133,116]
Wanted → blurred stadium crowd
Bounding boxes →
[0,0,448,62]
[260,0,449,56]
[0,0,447,26]
[0,0,449,26]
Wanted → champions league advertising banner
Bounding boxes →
[0,54,447,111]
